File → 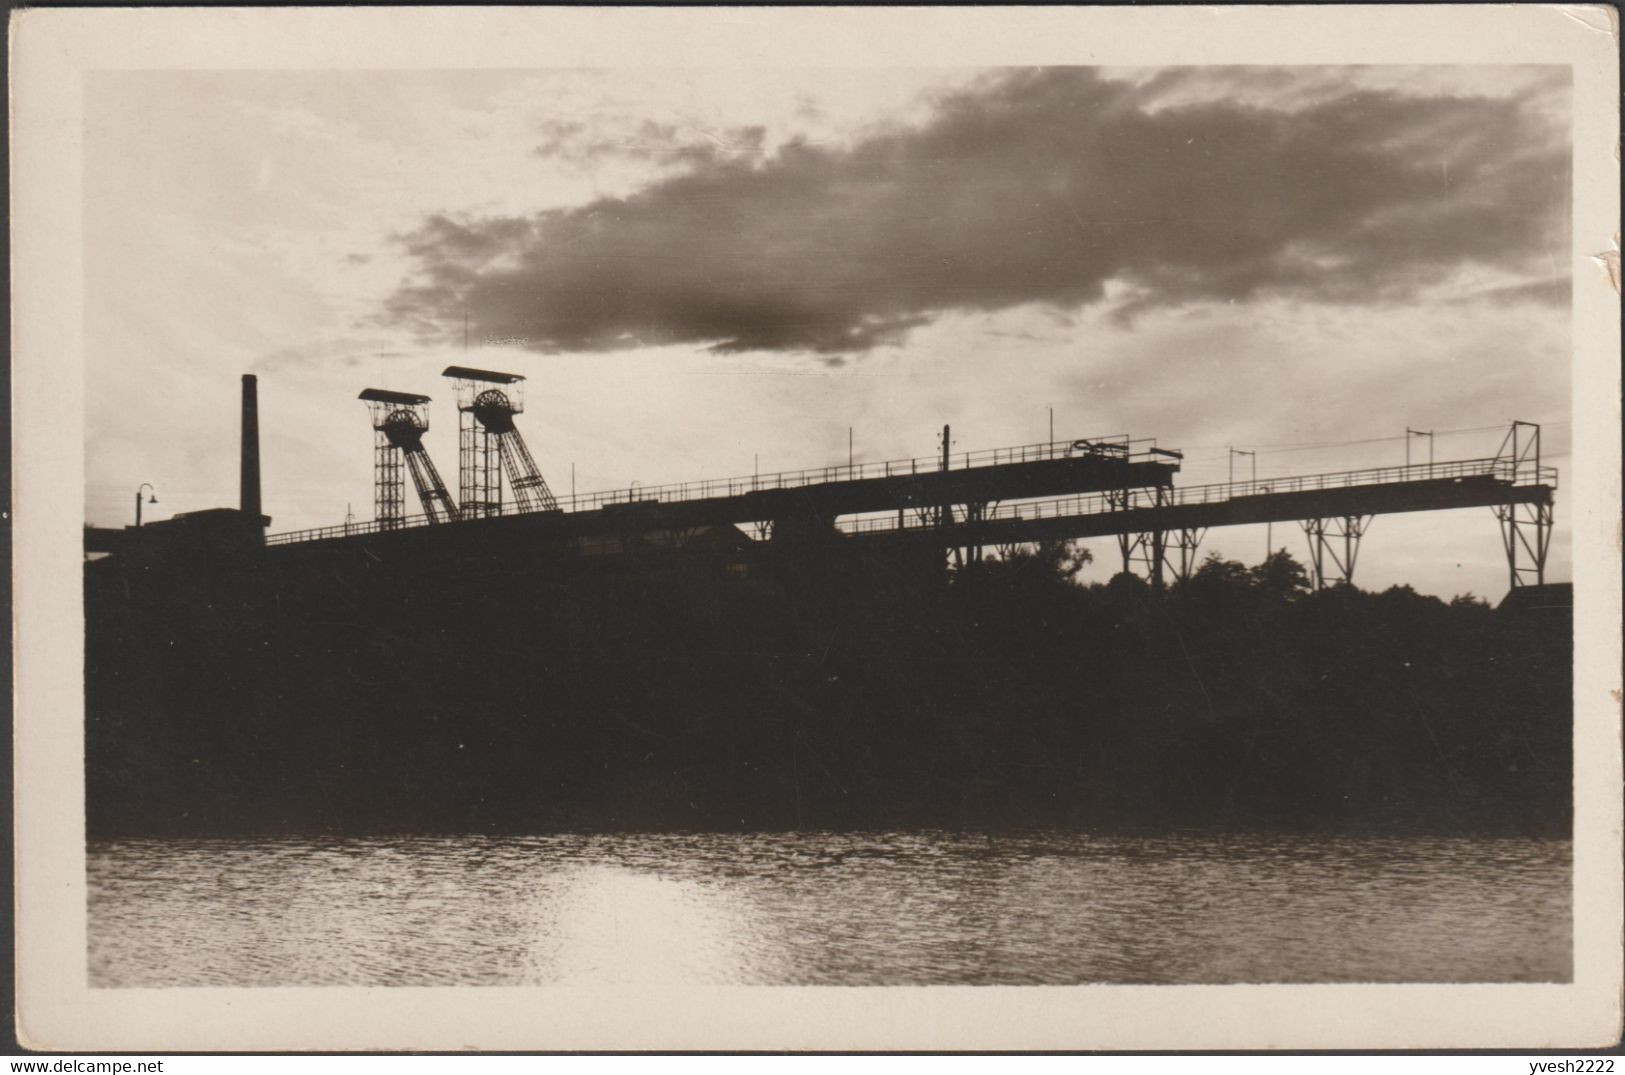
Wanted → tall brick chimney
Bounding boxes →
[241,374,262,522]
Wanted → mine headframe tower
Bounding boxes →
[443,366,559,515]
[358,388,459,529]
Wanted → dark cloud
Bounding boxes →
[386,67,1570,354]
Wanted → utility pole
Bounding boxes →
[1406,427,1434,470]
[1230,447,1262,559]
[1228,447,1255,486]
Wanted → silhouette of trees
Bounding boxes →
[1174,548,1310,604]
[85,536,1570,837]
[966,539,1091,585]
[1251,548,1312,600]
[1187,550,1252,592]
[1028,538,1093,582]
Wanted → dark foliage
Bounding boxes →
[85,539,1570,837]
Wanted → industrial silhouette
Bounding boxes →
[82,373,1570,837]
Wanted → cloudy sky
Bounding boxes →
[83,65,1572,597]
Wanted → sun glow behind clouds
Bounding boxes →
[83,65,1571,599]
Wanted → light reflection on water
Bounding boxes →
[87,832,1571,987]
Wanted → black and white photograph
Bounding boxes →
[11,4,1621,1053]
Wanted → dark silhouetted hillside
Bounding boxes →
[85,539,1570,837]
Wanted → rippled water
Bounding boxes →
[87,832,1570,987]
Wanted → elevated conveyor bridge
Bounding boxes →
[838,453,1556,590]
[262,422,1556,592]
[266,433,1178,545]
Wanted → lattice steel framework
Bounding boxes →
[1116,527,1165,589]
[359,389,458,528]
[1107,484,1186,590]
[963,500,989,564]
[460,403,505,520]
[1166,527,1206,583]
[1300,515,1371,590]
[993,538,1025,561]
[1496,501,1553,588]
[374,427,404,529]
[444,366,559,515]
[1493,420,1550,587]
[1110,528,1203,588]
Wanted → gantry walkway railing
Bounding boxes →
[834,457,1558,538]
[251,417,1556,590]
[265,433,1163,546]
[831,452,1556,591]
[264,432,1556,590]
[266,449,1554,550]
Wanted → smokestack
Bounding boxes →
[240,374,262,521]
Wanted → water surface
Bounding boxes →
[87,831,1570,986]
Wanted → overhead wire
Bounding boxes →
[1181,420,1567,457]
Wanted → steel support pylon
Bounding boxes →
[1301,515,1371,590]
[1168,527,1205,583]
[1493,420,1550,588]
[1109,485,1175,590]
[1114,526,1203,589]
[1115,530,1166,590]
[1495,501,1552,588]
[964,500,989,564]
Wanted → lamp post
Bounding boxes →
[135,483,157,527]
